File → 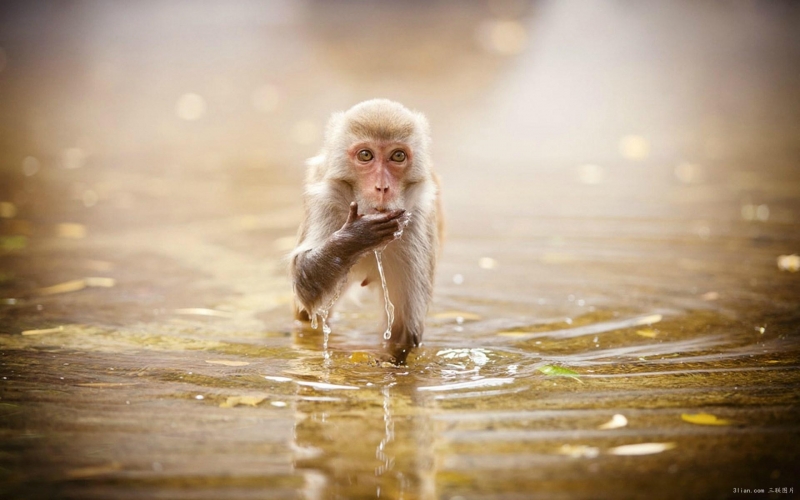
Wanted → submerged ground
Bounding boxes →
[1,2,799,499]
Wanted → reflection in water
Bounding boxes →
[288,348,436,499]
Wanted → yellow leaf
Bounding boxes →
[220,395,266,408]
[205,360,250,367]
[496,331,531,337]
[598,414,628,430]
[636,328,658,338]
[56,223,87,239]
[84,277,116,288]
[349,351,371,363]
[557,444,599,458]
[22,326,65,336]
[37,280,86,296]
[77,383,139,388]
[66,462,122,478]
[681,413,731,426]
[36,277,115,296]
[608,442,676,456]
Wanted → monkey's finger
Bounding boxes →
[346,202,359,223]
[373,219,405,232]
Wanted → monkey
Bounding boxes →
[289,99,442,365]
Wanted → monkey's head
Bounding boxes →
[323,99,431,214]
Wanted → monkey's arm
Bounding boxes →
[292,202,405,316]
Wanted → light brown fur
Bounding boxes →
[289,99,442,364]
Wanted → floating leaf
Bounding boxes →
[538,365,582,383]
[349,351,371,363]
[38,280,86,295]
[599,414,628,430]
[496,330,531,337]
[0,201,17,218]
[66,462,122,479]
[681,413,731,426]
[220,395,266,408]
[22,326,65,336]
[57,223,87,239]
[557,444,599,458]
[777,254,799,272]
[636,328,658,338]
[37,277,115,296]
[608,442,676,456]
[77,383,139,388]
[0,236,27,252]
[84,277,116,288]
[205,359,250,367]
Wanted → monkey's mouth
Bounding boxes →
[368,206,389,214]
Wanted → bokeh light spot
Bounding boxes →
[674,162,703,184]
[82,190,99,208]
[0,202,17,219]
[478,257,497,269]
[619,135,650,161]
[577,164,604,185]
[61,148,86,170]
[22,156,40,176]
[176,93,207,121]
[475,20,528,56]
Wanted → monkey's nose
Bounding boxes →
[375,186,389,194]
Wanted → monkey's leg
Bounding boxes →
[381,252,431,365]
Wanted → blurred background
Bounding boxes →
[1,1,799,499]
[2,0,798,231]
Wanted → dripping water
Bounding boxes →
[375,249,395,340]
[374,213,409,341]
[313,280,346,360]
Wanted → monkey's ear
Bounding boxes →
[413,111,431,138]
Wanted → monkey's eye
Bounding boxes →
[390,150,406,162]
[357,149,374,162]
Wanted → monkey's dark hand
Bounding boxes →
[334,202,406,255]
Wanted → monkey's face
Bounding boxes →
[348,141,410,213]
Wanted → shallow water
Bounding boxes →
[1,2,800,499]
